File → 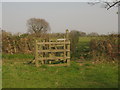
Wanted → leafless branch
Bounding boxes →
[107,1,120,10]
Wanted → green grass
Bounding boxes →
[2,58,118,88]
[78,37,92,50]
[79,36,93,42]
[73,36,93,59]
[2,53,34,60]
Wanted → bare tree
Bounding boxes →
[104,0,120,10]
[27,18,50,35]
[88,0,120,10]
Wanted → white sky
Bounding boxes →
[0,2,2,29]
[0,0,114,2]
[1,1,118,34]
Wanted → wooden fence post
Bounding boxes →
[66,29,70,65]
[64,38,66,62]
[35,40,39,67]
[67,42,70,65]
[66,29,69,41]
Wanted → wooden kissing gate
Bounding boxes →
[34,30,70,67]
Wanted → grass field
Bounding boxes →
[2,55,118,88]
[73,36,93,59]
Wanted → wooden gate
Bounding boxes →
[34,30,70,67]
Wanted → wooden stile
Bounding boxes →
[34,30,70,67]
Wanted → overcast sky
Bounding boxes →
[1,2,118,34]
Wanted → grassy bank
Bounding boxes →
[2,58,118,88]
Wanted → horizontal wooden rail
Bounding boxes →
[38,49,70,52]
[37,41,70,45]
[47,63,69,66]
[38,57,70,60]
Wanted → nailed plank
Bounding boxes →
[37,41,70,45]
[38,49,70,52]
[38,57,70,60]
[47,63,68,66]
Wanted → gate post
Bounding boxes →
[66,29,69,40]
[67,42,70,66]
[35,40,39,67]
